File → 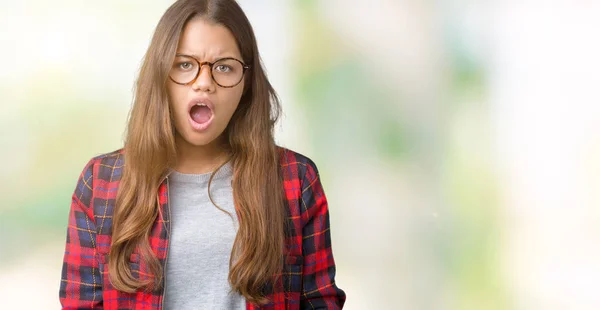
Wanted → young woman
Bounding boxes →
[59,0,345,309]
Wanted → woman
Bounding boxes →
[59,0,345,309]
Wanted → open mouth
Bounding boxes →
[188,102,214,131]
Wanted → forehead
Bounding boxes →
[176,18,241,59]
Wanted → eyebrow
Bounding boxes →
[174,53,239,60]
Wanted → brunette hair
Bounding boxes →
[109,0,284,304]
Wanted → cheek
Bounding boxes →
[230,91,244,113]
[221,86,244,115]
[167,85,186,116]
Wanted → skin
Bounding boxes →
[167,17,245,174]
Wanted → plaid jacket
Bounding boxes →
[59,147,345,309]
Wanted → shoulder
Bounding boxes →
[83,148,124,167]
[90,148,124,165]
[276,146,321,189]
[278,146,317,168]
[70,149,124,223]
[78,148,125,185]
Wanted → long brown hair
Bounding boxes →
[109,0,285,304]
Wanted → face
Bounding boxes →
[167,18,245,149]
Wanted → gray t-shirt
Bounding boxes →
[163,161,246,309]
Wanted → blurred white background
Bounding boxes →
[1,1,599,309]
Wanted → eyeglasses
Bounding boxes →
[169,54,250,88]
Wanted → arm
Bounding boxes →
[300,160,346,309]
[59,159,103,309]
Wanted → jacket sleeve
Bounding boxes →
[59,159,103,309]
[300,160,346,309]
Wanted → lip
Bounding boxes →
[187,97,215,132]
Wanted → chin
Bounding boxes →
[182,134,217,147]
[180,127,227,147]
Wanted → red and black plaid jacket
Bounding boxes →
[59,147,345,309]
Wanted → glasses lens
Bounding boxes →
[212,58,244,87]
[170,56,198,84]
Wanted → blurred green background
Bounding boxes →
[1,1,600,309]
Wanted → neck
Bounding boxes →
[173,135,230,174]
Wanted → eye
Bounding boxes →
[214,65,231,73]
[178,62,193,70]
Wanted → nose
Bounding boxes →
[192,64,215,92]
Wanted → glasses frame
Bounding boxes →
[169,54,250,88]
